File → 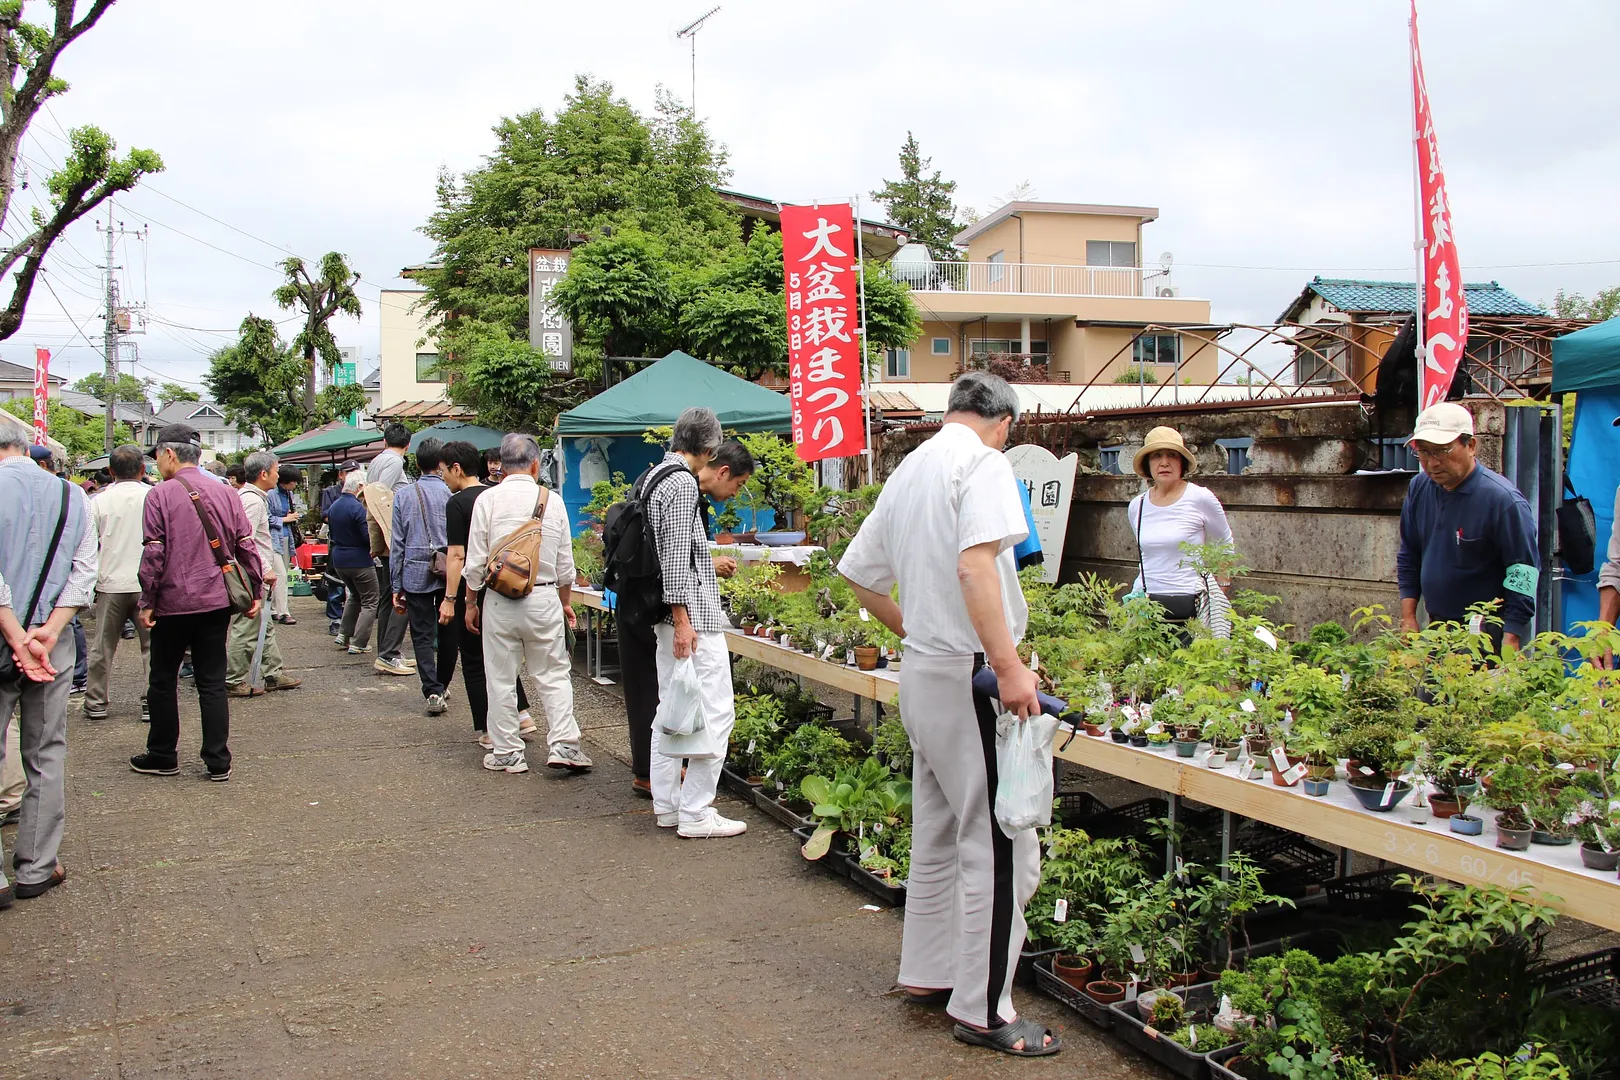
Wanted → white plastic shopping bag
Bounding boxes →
[658,657,705,736]
[994,712,1060,837]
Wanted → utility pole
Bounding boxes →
[97,199,147,453]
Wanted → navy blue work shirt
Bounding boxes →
[1396,464,1539,640]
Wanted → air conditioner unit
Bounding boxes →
[1154,285,1180,298]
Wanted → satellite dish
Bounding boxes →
[1159,251,1174,271]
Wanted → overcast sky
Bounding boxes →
[8,0,1617,392]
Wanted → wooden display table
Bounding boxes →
[1054,731,1620,933]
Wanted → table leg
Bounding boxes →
[1221,810,1234,882]
[1166,793,1180,874]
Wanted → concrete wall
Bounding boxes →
[378,289,445,407]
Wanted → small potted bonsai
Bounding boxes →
[1342,720,1413,812]
[713,502,742,545]
[1203,717,1243,769]
[1482,761,1536,851]
[1577,815,1620,873]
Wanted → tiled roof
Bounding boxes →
[0,357,65,384]
[362,368,380,388]
[374,399,473,420]
[1286,277,1542,320]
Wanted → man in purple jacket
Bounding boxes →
[130,424,264,782]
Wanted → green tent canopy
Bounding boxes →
[271,422,382,457]
[408,420,506,452]
[556,351,791,436]
[1552,318,1620,393]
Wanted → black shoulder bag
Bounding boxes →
[1135,497,1204,623]
[0,479,72,689]
[1556,475,1597,577]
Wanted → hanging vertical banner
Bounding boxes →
[32,347,49,444]
[528,248,574,374]
[781,203,865,463]
[1410,0,1469,409]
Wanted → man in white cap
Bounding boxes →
[1397,402,1539,654]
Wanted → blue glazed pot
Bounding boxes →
[1303,777,1331,797]
[1347,779,1412,812]
[1449,814,1484,836]
[1174,740,1198,758]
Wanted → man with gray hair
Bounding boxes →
[84,444,153,723]
[462,433,590,774]
[0,427,96,904]
[225,451,301,696]
[646,407,746,839]
[838,371,1057,1057]
[131,424,264,783]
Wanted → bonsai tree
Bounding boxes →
[580,472,631,526]
[1479,760,1537,831]
[1342,720,1411,783]
[739,432,817,532]
[713,501,742,536]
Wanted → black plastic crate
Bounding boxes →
[1031,955,1115,1030]
[1018,945,1060,988]
[1535,947,1620,1009]
[1209,1045,1247,1080]
[719,766,762,800]
[1108,982,1237,1080]
[1073,796,1221,840]
[841,854,906,907]
[1323,870,1427,918]
[754,788,813,829]
[1055,790,1112,825]
[1234,824,1337,898]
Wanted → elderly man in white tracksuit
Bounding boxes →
[838,371,1059,1058]
[463,433,592,775]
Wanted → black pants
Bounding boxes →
[405,589,446,698]
[374,559,408,661]
[440,591,528,731]
[618,616,659,781]
[147,607,233,772]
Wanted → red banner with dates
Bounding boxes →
[32,347,49,444]
[781,203,865,462]
[1411,0,1469,409]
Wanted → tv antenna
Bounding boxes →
[676,6,721,114]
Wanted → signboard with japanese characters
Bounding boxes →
[528,248,574,374]
[1005,443,1078,584]
[780,204,865,463]
[1410,0,1468,409]
[32,347,49,444]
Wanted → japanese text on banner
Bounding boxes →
[780,204,865,463]
[32,347,49,444]
[1411,0,1469,409]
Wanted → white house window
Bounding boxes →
[1086,240,1138,267]
[931,337,951,356]
[1132,333,1180,366]
[416,352,444,382]
[987,250,1005,284]
[884,348,910,379]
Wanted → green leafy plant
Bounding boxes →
[581,471,630,524]
[760,723,857,805]
[738,432,817,529]
[727,693,786,779]
[800,757,912,860]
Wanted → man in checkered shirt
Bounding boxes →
[646,408,752,839]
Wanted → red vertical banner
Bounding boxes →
[1411,0,1468,409]
[32,347,49,444]
[781,203,865,463]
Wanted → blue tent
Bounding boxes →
[1552,321,1620,633]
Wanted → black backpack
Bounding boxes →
[601,462,698,630]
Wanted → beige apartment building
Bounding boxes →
[377,283,450,415]
[882,201,1215,385]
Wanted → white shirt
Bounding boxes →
[90,480,150,593]
[238,485,275,580]
[1127,482,1234,594]
[839,422,1028,656]
[462,474,573,595]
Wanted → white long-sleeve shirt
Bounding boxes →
[462,474,573,596]
[1127,482,1234,595]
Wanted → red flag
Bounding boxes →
[1411,0,1469,409]
[32,347,49,444]
[780,203,865,463]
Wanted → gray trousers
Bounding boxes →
[0,633,74,889]
[335,564,380,648]
[374,559,408,660]
[86,590,150,713]
[897,652,1041,1030]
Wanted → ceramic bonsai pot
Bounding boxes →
[1448,814,1484,836]
[1580,843,1620,872]
[1052,955,1094,991]
[854,646,879,671]
[1128,733,1150,748]
[1496,822,1533,851]
[1174,739,1199,758]
[1303,777,1331,797]
[1206,750,1229,769]
[1346,778,1413,813]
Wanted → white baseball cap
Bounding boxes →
[1409,402,1475,445]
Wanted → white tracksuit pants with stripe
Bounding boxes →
[897,651,1041,1029]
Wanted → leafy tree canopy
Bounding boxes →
[155,381,199,408]
[871,132,963,262]
[1551,286,1620,322]
[273,252,362,422]
[205,315,365,447]
[72,371,150,407]
[4,397,132,462]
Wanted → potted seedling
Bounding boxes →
[1204,717,1243,769]
[1577,815,1620,872]
[1481,761,1536,850]
[713,502,742,545]
[1342,720,1414,812]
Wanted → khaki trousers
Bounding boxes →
[86,590,150,713]
[226,609,282,686]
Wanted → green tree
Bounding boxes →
[154,381,198,408]
[72,371,150,407]
[273,252,363,424]
[4,397,131,462]
[871,132,963,261]
[1551,286,1620,322]
[550,228,675,360]
[205,314,364,446]
[0,2,164,341]
[439,324,559,432]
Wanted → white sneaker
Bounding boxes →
[546,743,593,771]
[476,733,493,750]
[677,812,747,839]
[374,656,412,676]
[348,644,372,655]
[482,750,528,773]
[425,694,448,716]
[518,713,538,741]
[656,812,678,828]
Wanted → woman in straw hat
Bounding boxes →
[1127,426,1235,638]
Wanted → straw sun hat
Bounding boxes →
[1132,426,1197,479]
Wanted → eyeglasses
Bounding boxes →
[1411,439,1467,460]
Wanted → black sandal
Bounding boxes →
[953,1016,1061,1057]
[893,986,951,1005]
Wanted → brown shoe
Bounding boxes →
[264,676,303,692]
[631,777,653,800]
[226,684,265,698]
[15,862,65,899]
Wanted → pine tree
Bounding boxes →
[871,133,963,262]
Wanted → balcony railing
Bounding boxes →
[892,260,1173,298]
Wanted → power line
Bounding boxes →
[39,273,103,353]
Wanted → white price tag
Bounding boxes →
[1254,626,1279,650]
[1125,976,1140,1003]
[821,645,834,661]
[1188,1025,1198,1047]
[1121,704,1139,722]
[1283,762,1309,785]
[1054,898,1068,923]
[1237,758,1256,781]
[1358,766,1375,776]
[1468,613,1484,635]
[1240,699,1257,713]
[764,768,773,778]
[1341,671,1352,691]
[1129,943,1147,965]
[1270,747,1291,773]
[859,607,870,622]
[1175,856,1187,880]
[1029,650,1039,671]
[1380,780,1398,808]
